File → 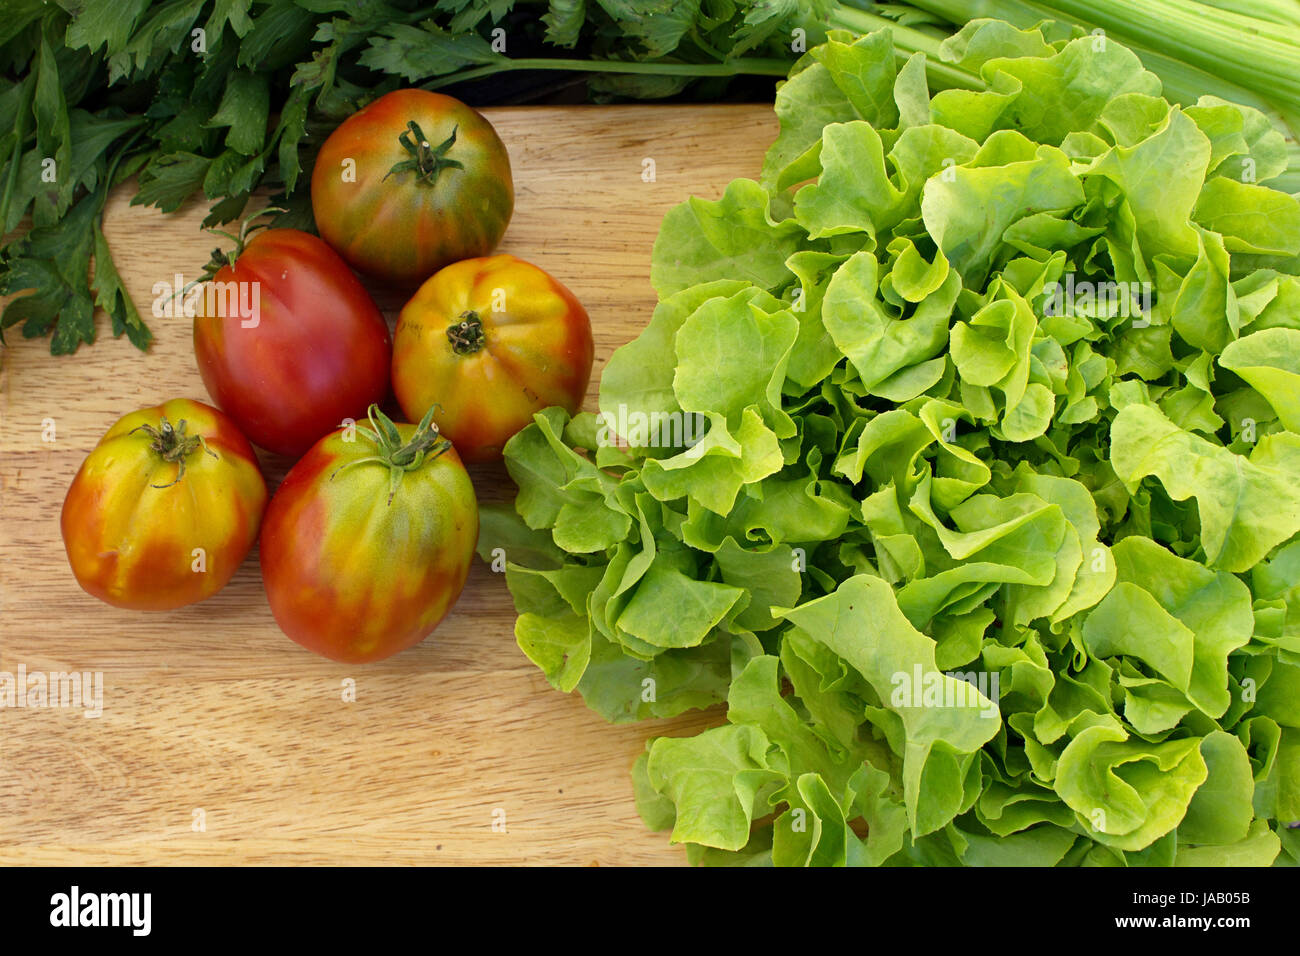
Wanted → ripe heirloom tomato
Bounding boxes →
[61,399,267,610]
[259,404,478,664]
[193,227,391,457]
[311,89,514,284]
[391,254,594,463]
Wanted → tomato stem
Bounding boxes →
[446,310,486,355]
[128,417,218,489]
[331,404,452,505]
[197,214,276,285]
[383,121,464,186]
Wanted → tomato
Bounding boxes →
[391,254,594,463]
[61,399,267,610]
[311,89,514,284]
[192,227,391,458]
[259,404,478,664]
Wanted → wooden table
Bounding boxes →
[0,104,777,865]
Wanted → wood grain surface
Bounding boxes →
[0,104,777,865]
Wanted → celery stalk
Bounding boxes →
[1196,0,1300,28]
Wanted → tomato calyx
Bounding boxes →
[446,310,486,355]
[383,121,464,187]
[198,214,277,283]
[331,404,453,505]
[128,417,218,489]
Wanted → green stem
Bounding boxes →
[422,55,796,91]
[383,121,464,185]
[447,310,486,355]
[331,404,452,505]
[831,5,950,58]
[198,214,273,284]
[829,6,985,91]
[1196,0,1300,29]
[129,416,217,489]
[416,11,988,95]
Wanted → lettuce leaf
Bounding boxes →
[484,23,1300,865]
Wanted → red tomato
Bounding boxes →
[192,228,391,457]
[311,89,514,284]
[391,254,594,463]
[61,399,267,610]
[259,405,478,664]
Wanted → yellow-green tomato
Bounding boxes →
[391,254,594,462]
[61,399,267,610]
[258,405,479,664]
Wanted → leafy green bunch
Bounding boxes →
[1,0,329,353]
[0,0,842,354]
[482,23,1300,865]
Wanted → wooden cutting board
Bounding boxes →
[0,104,777,865]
